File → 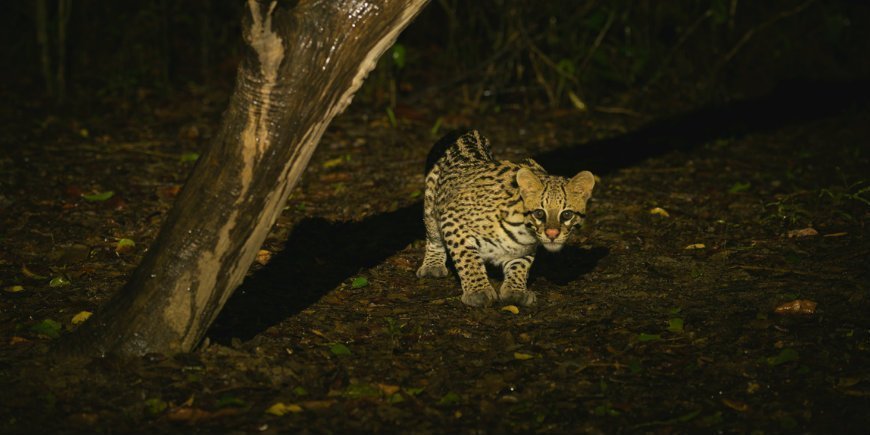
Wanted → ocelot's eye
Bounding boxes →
[560,210,575,221]
[532,209,546,220]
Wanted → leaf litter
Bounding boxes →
[1,87,868,435]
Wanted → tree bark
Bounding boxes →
[60,0,428,358]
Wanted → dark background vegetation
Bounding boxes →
[2,0,868,114]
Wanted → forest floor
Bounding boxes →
[1,80,869,433]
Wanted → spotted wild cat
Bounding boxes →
[416,130,595,307]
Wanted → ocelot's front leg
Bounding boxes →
[499,255,537,306]
[446,235,497,307]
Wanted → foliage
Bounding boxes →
[3,1,868,109]
[370,0,870,110]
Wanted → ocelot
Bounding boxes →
[416,130,595,307]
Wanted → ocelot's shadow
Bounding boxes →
[209,204,422,343]
[473,244,607,287]
[536,78,870,177]
[529,245,609,285]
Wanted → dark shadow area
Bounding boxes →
[537,78,870,176]
[209,203,422,342]
[530,246,610,286]
[482,246,608,286]
[209,78,869,343]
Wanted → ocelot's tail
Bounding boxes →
[425,129,494,175]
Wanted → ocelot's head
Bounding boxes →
[517,167,595,252]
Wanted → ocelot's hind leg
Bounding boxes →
[416,188,449,278]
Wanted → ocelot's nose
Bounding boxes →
[545,228,560,240]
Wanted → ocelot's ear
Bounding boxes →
[567,171,595,200]
[516,168,543,200]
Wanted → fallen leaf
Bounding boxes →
[329,343,352,356]
[438,392,462,406]
[787,227,818,238]
[71,311,93,325]
[256,249,272,266]
[144,398,167,416]
[684,243,706,250]
[82,191,115,202]
[501,305,520,315]
[21,265,48,280]
[746,381,761,394]
[514,352,535,360]
[266,402,303,416]
[728,181,751,193]
[823,232,848,238]
[667,318,684,333]
[9,336,29,345]
[377,383,401,396]
[774,299,817,315]
[567,90,587,111]
[322,157,344,169]
[115,238,136,255]
[722,398,749,412]
[649,207,670,217]
[3,285,25,293]
[49,276,71,287]
[351,277,369,289]
[179,152,200,163]
[836,376,865,388]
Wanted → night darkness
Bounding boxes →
[1,1,869,433]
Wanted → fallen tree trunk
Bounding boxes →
[61,0,428,357]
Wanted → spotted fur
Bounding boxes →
[417,130,595,307]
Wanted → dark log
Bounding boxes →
[60,0,428,357]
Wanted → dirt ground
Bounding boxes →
[1,79,868,433]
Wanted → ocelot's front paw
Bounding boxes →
[416,263,450,278]
[461,287,497,308]
[499,286,537,306]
